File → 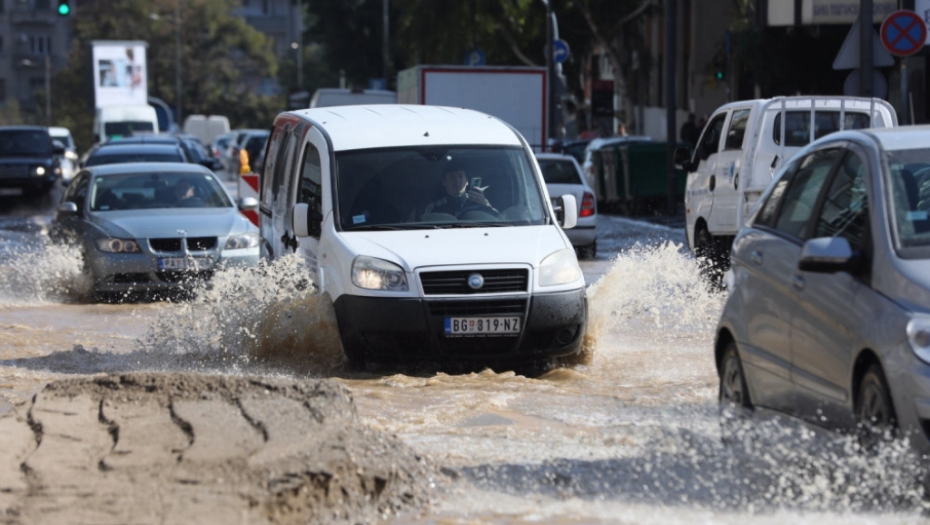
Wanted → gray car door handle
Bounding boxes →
[792,274,805,291]
[751,251,763,266]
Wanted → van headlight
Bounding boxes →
[224,232,258,250]
[96,238,141,253]
[907,314,930,363]
[352,256,408,291]
[538,248,582,287]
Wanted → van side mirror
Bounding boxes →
[292,202,323,238]
[798,237,860,274]
[552,194,578,229]
[674,147,694,171]
[52,140,66,155]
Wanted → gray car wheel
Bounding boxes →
[856,364,897,451]
[719,342,752,444]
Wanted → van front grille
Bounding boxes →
[428,299,527,317]
[420,269,528,295]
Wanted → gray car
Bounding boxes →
[716,125,930,455]
[49,163,259,301]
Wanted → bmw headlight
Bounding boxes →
[33,166,46,176]
[95,238,141,253]
[224,232,259,250]
[351,256,408,292]
[539,248,582,287]
[907,314,930,363]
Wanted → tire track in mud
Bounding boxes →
[0,373,437,525]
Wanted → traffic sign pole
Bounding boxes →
[880,10,927,125]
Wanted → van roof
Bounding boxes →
[713,96,895,114]
[287,105,523,152]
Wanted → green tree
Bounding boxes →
[54,0,279,152]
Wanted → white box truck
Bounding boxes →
[309,88,397,107]
[398,65,548,150]
[677,96,897,267]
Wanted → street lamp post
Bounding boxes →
[291,42,302,89]
[174,0,182,128]
[22,58,51,126]
[542,0,554,150]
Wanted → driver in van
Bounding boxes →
[422,162,497,217]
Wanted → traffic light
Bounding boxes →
[713,57,726,81]
[715,68,725,81]
[57,0,71,16]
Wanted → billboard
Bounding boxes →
[91,41,148,108]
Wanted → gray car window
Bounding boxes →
[813,152,868,251]
[885,148,930,253]
[773,148,842,239]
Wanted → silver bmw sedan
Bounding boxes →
[49,163,259,301]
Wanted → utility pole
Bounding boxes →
[860,0,873,97]
[175,0,182,128]
[296,0,303,90]
[44,55,51,127]
[383,0,389,89]
[544,0,554,149]
[666,0,677,215]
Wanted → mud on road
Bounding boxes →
[0,373,436,525]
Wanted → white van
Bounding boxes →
[93,104,159,143]
[678,96,897,263]
[260,105,587,367]
[309,88,397,108]
[183,114,231,146]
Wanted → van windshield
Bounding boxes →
[335,146,550,230]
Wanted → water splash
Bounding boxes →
[138,254,344,374]
[0,241,93,305]
[581,241,724,365]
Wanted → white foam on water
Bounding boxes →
[0,241,93,305]
[138,254,344,375]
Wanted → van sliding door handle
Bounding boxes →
[750,251,763,266]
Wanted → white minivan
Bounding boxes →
[677,96,897,266]
[260,105,587,367]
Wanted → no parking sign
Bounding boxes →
[880,10,927,57]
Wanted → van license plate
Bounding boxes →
[158,257,213,271]
[444,317,520,336]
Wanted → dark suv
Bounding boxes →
[0,126,64,196]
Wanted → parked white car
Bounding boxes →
[535,153,598,258]
[260,105,587,369]
[49,126,78,183]
[678,96,897,270]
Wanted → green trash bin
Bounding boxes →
[613,142,690,215]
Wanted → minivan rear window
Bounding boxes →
[773,111,871,146]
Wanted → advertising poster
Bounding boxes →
[91,41,148,108]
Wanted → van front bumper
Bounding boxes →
[333,288,587,363]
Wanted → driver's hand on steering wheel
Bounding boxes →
[467,187,491,208]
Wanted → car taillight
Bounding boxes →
[580,191,596,217]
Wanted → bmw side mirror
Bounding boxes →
[57,201,79,215]
[798,237,859,274]
[238,197,259,211]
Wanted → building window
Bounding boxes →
[0,0,5,14]
[35,0,50,10]
[0,36,4,54]
[29,35,52,55]
[0,79,6,102]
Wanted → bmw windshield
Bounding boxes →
[334,146,551,231]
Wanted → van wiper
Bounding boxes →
[447,222,507,228]
[348,224,406,231]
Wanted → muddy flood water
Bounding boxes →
[1,215,928,524]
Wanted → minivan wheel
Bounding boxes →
[856,364,898,451]
[719,342,753,444]
[695,228,725,281]
[578,241,597,260]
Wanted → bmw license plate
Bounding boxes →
[444,317,520,336]
[158,257,213,271]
